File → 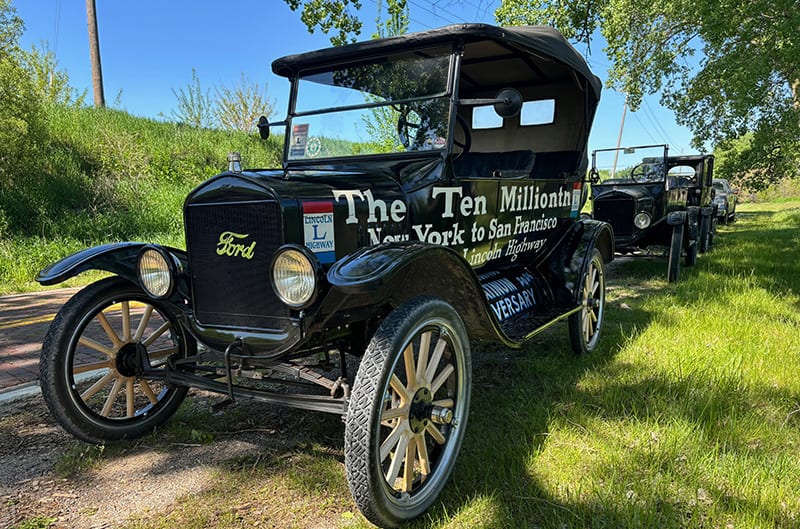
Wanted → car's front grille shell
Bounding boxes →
[594,196,636,237]
[185,200,288,329]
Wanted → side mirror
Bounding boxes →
[493,88,523,118]
[257,116,270,140]
[588,168,600,184]
[456,87,523,118]
[732,188,740,195]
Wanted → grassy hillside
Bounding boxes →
[0,105,282,294]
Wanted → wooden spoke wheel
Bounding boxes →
[40,277,192,443]
[345,297,471,528]
[569,249,605,354]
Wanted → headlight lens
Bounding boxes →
[272,248,316,307]
[138,247,173,298]
[633,212,652,229]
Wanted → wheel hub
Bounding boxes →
[408,387,454,433]
[116,342,147,377]
[409,387,433,434]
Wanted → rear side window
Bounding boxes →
[520,99,555,126]
[472,105,503,129]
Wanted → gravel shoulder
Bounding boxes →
[0,390,349,529]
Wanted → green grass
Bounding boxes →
[92,199,800,529]
[0,104,282,294]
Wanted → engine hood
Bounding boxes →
[592,185,651,201]
[183,157,446,265]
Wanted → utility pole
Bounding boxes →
[610,94,628,178]
[85,0,105,107]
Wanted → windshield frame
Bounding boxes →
[282,45,458,166]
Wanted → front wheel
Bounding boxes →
[39,277,192,443]
[569,249,605,354]
[345,297,471,528]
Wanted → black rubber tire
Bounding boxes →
[345,297,471,528]
[684,221,698,267]
[40,277,191,443]
[699,214,711,254]
[667,223,684,283]
[568,249,605,355]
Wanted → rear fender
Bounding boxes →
[543,219,613,306]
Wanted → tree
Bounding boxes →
[215,74,276,133]
[495,0,800,189]
[22,43,86,107]
[283,0,364,46]
[170,69,215,128]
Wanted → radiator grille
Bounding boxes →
[185,200,288,329]
[594,196,635,237]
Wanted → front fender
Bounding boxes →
[327,242,502,343]
[36,243,189,296]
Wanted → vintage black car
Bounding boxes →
[36,24,612,527]
[589,146,715,282]
[713,178,738,224]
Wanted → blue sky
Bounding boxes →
[15,0,697,156]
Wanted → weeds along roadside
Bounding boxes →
[0,104,282,295]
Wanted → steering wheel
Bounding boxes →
[630,164,647,182]
[397,109,422,149]
[452,114,472,161]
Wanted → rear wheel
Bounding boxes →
[684,223,698,267]
[569,249,605,354]
[40,277,192,443]
[667,223,684,283]
[699,214,711,253]
[345,297,471,528]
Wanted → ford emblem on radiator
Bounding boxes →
[216,231,256,259]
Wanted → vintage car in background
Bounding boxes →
[713,178,738,224]
[589,146,716,282]
[36,24,612,527]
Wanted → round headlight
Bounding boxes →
[137,247,174,298]
[272,248,317,308]
[633,212,652,229]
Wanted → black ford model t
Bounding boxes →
[37,24,612,527]
[589,145,715,282]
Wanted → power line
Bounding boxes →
[630,112,661,144]
[407,0,467,25]
[641,98,680,151]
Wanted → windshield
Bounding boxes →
[289,52,452,160]
[592,146,668,184]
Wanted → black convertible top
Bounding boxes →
[271,23,602,102]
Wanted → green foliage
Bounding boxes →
[170,68,215,128]
[13,516,57,529]
[214,74,276,132]
[284,0,363,45]
[495,0,800,189]
[22,43,87,107]
[0,102,282,292]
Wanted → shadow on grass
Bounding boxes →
[408,204,800,528]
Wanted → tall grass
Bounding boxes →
[0,105,282,294]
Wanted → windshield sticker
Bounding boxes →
[571,182,582,217]
[290,124,309,158]
[302,201,335,264]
